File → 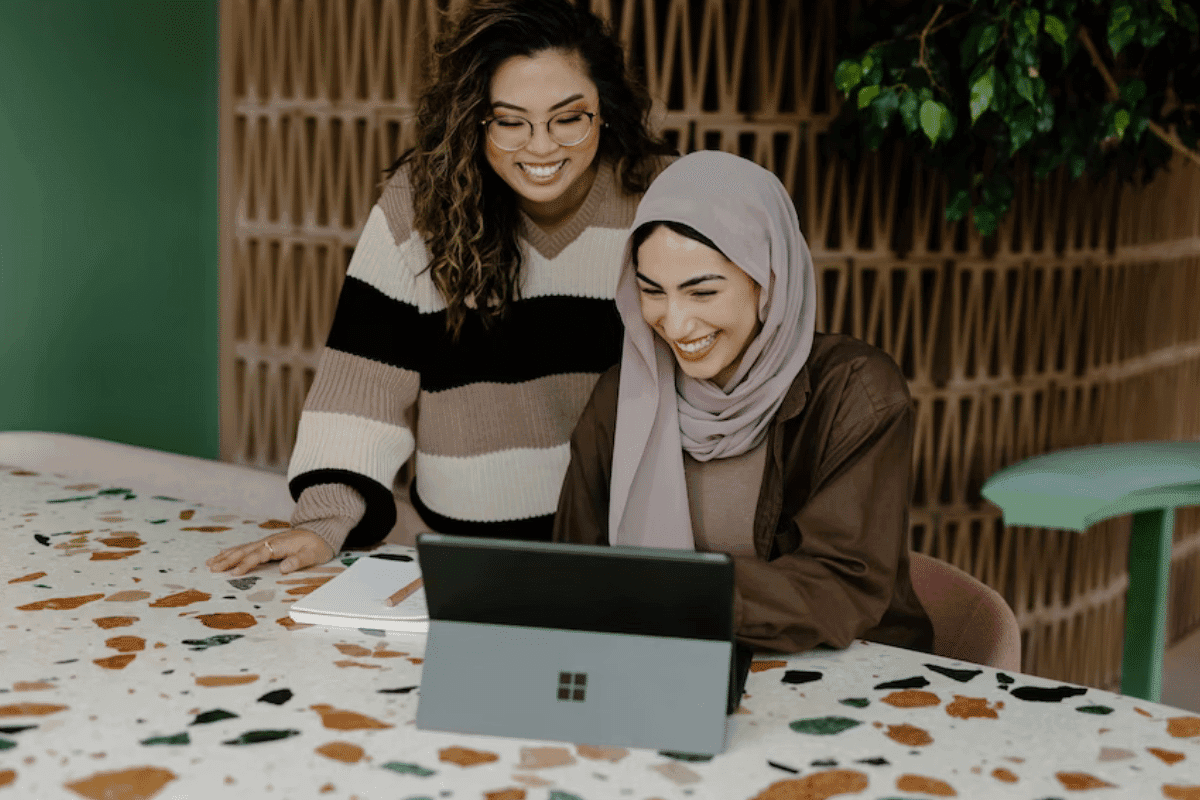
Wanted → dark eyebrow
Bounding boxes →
[635,272,726,290]
[491,94,586,114]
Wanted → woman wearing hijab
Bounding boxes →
[552,151,933,654]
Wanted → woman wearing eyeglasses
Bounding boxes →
[209,0,674,576]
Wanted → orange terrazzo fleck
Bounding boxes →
[195,675,259,687]
[0,703,68,717]
[259,519,291,529]
[315,742,365,763]
[882,690,940,708]
[334,644,372,657]
[946,695,1002,719]
[309,704,392,730]
[1056,772,1117,790]
[104,636,146,652]
[17,593,105,611]
[13,682,54,691]
[896,774,956,796]
[333,660,382,669]
[749,660,787,672]
[992,768,1019,783]
[64,766,177,800]
[149,590,211,608]
[93,616,139,628]
[0,769,14,788]
[180,526,232,532]
[1168,717,1200,738]
[749,770,870,800]
[439,746,499,767]
[484,790,526,800]
[1149,748,1186,765]
[104,591,151,602]
[1163,785,1200,800]
[196,613,257,629]
[90,551,139,561]
[8,572,46,583]
[885,723,933,746]
[93,654,136,670]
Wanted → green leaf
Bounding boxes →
[1140,21,1167,49]
[834,60,863,94]
[1120,79,1147,106]
[1009,107,1037,154]
[973,206,999,236]
[970,67,995,123]
[946,189,971,222]
[919,99,944,144]
[857,85,881,110]
[1181,3,1199,33]
[1069,153,1087,180]
[1044,14,1069,46]
[978,24,1000,56]
[870,87,900,129]
[1024,8,1042,38]
[861,54,875,74]
[899,90,921,133]
[1113,109,1131,139]
[1108,3,1138,54]
[1157,0,1177,20]
[940,104,957,141]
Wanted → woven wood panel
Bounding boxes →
[218,0,1200,688]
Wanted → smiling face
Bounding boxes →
[484,49,602,229]
[635,225,763,389]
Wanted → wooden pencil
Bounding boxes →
[384,577,423,607]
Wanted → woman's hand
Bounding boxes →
[207,529,335,576]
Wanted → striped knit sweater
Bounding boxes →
[287,157,658,553]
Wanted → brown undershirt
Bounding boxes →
[681,438,769,557]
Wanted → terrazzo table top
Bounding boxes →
[2,465,1199,800]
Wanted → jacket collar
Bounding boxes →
[775,363,812,422]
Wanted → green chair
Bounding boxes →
[981,441,1200,701]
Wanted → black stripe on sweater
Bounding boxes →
[289,469,397,550]
[325,276,623,392]
[409,479,554,542]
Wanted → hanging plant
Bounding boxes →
[831,0,1200,236]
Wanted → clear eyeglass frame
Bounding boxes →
[481,110,598,151]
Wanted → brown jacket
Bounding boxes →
[552,332,934,654]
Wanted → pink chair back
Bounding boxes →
[909,551,1022,671]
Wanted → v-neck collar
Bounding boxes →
[518,159,615,261]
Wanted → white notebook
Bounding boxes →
[288,548,428,633]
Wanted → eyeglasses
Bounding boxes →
[481,110,598,151]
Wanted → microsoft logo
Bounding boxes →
[557,671,587,702]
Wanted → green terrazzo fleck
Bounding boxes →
[191,709,239,725]
[222,729,300,745]
[788,716,862,735]
[147,519,168,524]
[0,738,14,751]
[46,496,96,504]
[152,496,180,502]
[549,793,584,800]
[1076,705,1114,714]
[183,635,245,651]
[341,556,360,567]
[658,750,713,761]
[381,762,436,777]
[840,697,870,708]
[141,732,190,746]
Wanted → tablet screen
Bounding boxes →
[416,533,734,641]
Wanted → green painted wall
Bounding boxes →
[0,0,220,458]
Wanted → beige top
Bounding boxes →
[681,438,769,557]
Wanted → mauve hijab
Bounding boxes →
[608,150,817,549]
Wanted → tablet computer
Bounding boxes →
[414,533,750,754]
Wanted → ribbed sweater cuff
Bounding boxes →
[290,483,368,555]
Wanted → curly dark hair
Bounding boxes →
[392,0,674,339]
